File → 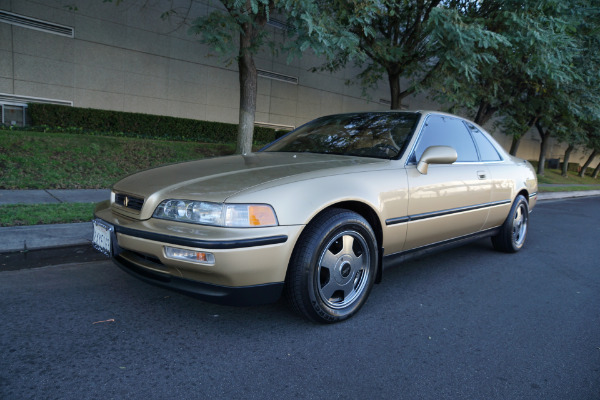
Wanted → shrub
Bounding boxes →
[27,103,279,144]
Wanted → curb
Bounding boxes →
[536,190,600,201]
[0,222,93,253]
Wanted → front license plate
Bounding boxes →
[93,219,113,256]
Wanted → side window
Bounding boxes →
[467,125,502,161]
[412,115,478,162]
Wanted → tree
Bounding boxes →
[572,1,600,176]
[579,149,598,178]
[188,0,277,154]
[430,0,580,157]
[557,118,587,177]
[561,144,575,177]
[534,0,600,175]
[295,0,503,110]
[105,0,286,154]
[578,127,600,177]
[593,159,600,179]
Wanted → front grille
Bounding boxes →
[114,193,144,211]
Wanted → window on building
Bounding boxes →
[1,104,27,127]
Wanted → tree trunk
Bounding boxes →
[474,100,497,126]
[579,149,598,177]
[236,27,258,155]
[536,122,551,176]
[509,117,538,157]
[593,160,600,179]
[509,136,521,156]
[388,71,402,110]
[561,144,574,177]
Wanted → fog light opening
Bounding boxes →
[164,246,215,265]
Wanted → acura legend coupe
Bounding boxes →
[93,111,537,323]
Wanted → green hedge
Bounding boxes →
[27,103,280,144]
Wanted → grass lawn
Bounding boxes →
[537,168,600,186]
[0,130,235,189]
[0,203,95,227]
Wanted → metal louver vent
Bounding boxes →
[257,69,299,85]
[0,93,72,106]
[0,11,74,37]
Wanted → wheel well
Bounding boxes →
[283,201,385,293]
[517,189,529,203]
[324,201,383,247]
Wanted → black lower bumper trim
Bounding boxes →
[113,255,284,306]
[114,225,288,250]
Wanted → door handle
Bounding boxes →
[477,170,487,180]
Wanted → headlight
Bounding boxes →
[153,200,278,227]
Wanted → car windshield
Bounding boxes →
[262,112,421,159]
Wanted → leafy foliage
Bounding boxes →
[291,0,506,109]
[188,0,274,59]
[26,103,279,144]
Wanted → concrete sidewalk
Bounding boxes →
[0,189,599,253]
[0,189,110,205]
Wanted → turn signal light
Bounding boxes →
[164,246,215,265]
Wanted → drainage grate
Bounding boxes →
[0,10,74,37]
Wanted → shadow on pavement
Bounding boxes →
[0,244,107,271]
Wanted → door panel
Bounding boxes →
[404,163,492,250]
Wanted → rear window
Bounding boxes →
[468,125,502,161]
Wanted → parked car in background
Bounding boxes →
[93,111,537,323]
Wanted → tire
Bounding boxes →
[285,208,378,323]
[491,194,529,253]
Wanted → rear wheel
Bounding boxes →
[492,194,529,253]
[285,209,378,323]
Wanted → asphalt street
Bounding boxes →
[1,197,599,399]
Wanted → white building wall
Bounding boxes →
[0,0,391,127]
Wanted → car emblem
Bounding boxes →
[124,196,129,207]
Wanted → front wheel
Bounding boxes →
[285,209,378,323]
[492,194,529,253]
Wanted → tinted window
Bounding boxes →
[262,112,420,159]
[468,125,502,161]
[412,115,478,162]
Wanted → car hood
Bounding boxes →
[112,152,386,206]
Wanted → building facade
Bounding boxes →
[0,0,596,168]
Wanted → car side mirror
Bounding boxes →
[417,146,458,174]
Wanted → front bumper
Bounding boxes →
[94,202,304,306]
[114,254,284,306]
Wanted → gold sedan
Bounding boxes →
[93,111,537,323]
